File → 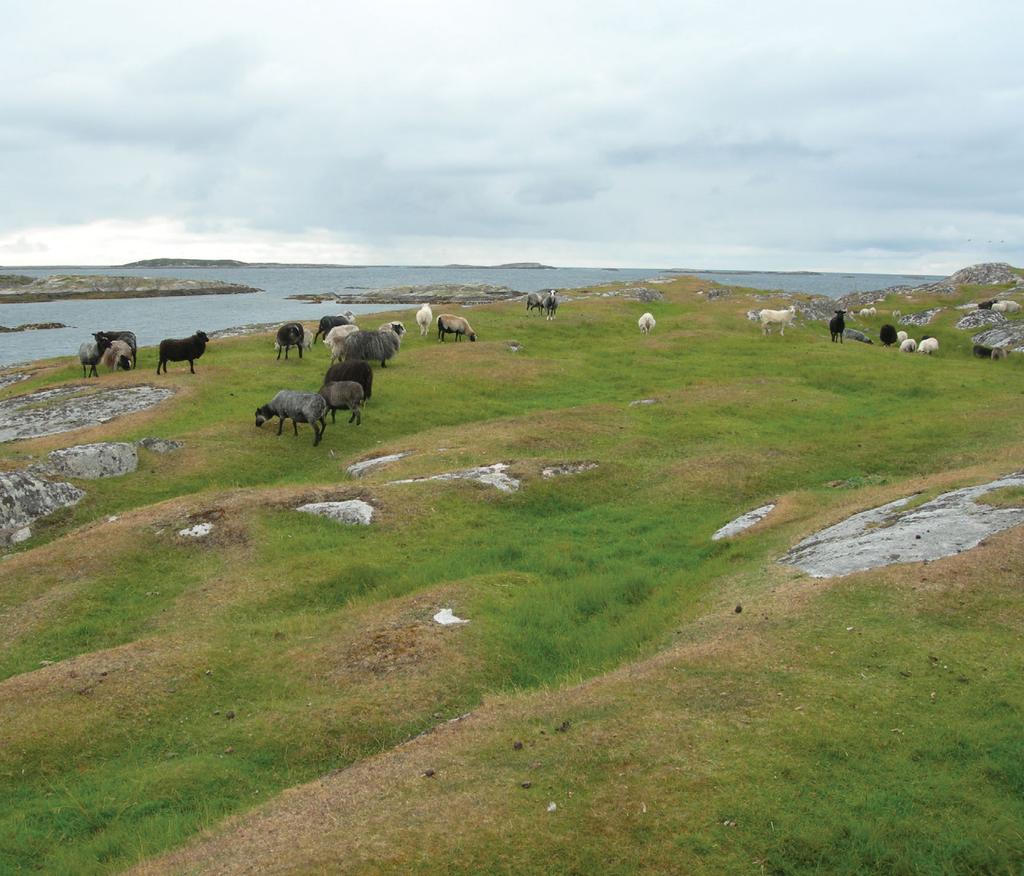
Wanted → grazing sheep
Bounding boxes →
[157,331,209,374]
[843,328,873,344]
[992,300,1021,314]
[526,292,545,314]
[379,321,406,340]
[100,339,133,371]
[973,343,994,358]
[78,340,101,378]
[992,347,1009,361]
[416,304,433,336]
[917,337,939,355]
[324,324,361,362]
[544,290,558,320]
[324,359,373,403]
[94,330,138,367]
[900,338,918,353]
[313,313,356,344]
[638,312,656,335]
[759,306,796,336]
[977,299,996,310]
[858,306,877,318]
[879,324,898,347]
[338,329,401,366]
[828,309,846,343]
[437,314,477,342]
[275,322,310,360]
[896,330,909,344]
[892,309,902,319]
[255,390,328,446]
[318,380,363,425]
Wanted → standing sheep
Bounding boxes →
[324,324,361,362]
[858,306,877,318]
[157,331,209,374]
[437,314,477,342]
[638,312,656,335]
[416,304,433,336]
[255,390,328,446]
[379,321,406,340]
[78,340,101,378]
[544,290,558,320]
[324,360,373,403]
[275,322,310,360]
[828,310,846,343]
[318,380,364,425]
[526,292,545,314]
[900,338,918,353]
[759,306,796,336]
[892,309,902,319]
[992,300,1021,314]
[338,329,401,366]
[312,313,356,344]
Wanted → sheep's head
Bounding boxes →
[93,332,113,353]
[195,331,210,344]
[468,331,477,342]
[117,355,132,371]
[834,309,846,316]
[255,405,272,428]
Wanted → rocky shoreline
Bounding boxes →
[288,282,522,305]
[0,274,261,302]
[0,322,67,333]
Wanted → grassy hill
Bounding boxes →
[1,275,1022,874]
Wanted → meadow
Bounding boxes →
[0,275,1022,874]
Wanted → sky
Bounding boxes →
[1,0,1022,272]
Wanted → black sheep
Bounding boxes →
[879,324,898,347]
[275,323,307,360]
[973,344,994,358]
[313,314,354,344]
[978,299,995,310]
[829,309,846,343]
[324,359,373,403]
[157,331,209,374]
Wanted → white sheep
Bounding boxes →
[917,337,939,355]
[858,307,877,317]
[896,330,909,344]
[758,306,796,336]
[892,309,902,319]
[324,324,360,362]
[900,338,917,353]
[638,312,656,335]
[992,300,1021,314]
[416,304,433,336]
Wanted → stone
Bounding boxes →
[295,500,375,526]
[541,462,598,478]
[136,437,184,453]
[0,470,84,545]
[45,442,138,479]
[389,462,520,492]
[178,523,214,538]
[346,451,414,477]
[973,324,1024,351]
[779,473,1024,578]
[433,608,468,625]
[955,310,1006,330]
[712,503,776,540]
[899,309,943,326]
[843,328,873,344]
[0,373,29,391]
[630,398,659,406]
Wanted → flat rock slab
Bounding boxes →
[346,452,414,478]
[295,500,375,525]
[541,462,598,478]
[0,373,29,391]
[0,470,84,545]
[973,324,1024,351]
[843,328,873,344]
[45,442,138,479]
[389,462,520,492]
[899,309,943,326]
[136,437,183,454]
[956,310,1006,330]
[712,503,776,540]
[780,473,1024,578]
[0,385,173,443]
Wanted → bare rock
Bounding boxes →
[136,437,184,454]
[389,463,520,492]
[899,309,943,326]
[295,500,375,525]
[955,310,1006,330]
[972,324,1024,351]
[346,451,414,477]
[44,442,138,479]
[0,470,84,545]
[712,503,776,540]
[541,462,598,478]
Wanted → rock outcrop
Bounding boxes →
[42,442,139,479]
[388,463,520,492]
[955,310,1006,330]
[0,274,259,302]
[972,325,1024,351]
[712,503,776,541]
[0,470,84,546]
[295,500,376,525]
[346,452,414,478]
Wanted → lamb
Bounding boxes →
[313,313,356,344]
[437,314,477,342]
[318,380,363,425]
[526,292,545,314]
[337,328,402,366]
[78,340,101,378]
[899,338,918,353]
[544,290,558,320]
[416,304,433,336]
[896,330,909,344]
[759,306,796,336]
[879,324,898,346]
[324,324,361,362]
[638,312,656,335]
[917,337,939,355]
[94,330,138,367]
[828,309,846,343]
[275,322,310,360]
[157,331,209,374]
[991,300,1021,314]
[324,359,373,403]
[255,390,328,446]
[100,339,133,371]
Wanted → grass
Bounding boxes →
[1,276,1023,873]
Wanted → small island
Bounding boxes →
[288,282,522,304]
[0,274,261,302]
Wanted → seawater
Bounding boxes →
[0,265,940,367]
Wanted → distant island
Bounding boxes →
[0,274,260,302]
[440,262,556,269]
[119,258,557,269]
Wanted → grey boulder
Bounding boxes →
[45,442,138,479]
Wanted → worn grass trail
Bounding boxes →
[1,277,1022,873]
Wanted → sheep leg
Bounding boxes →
[292,419,299,436]
[381,359,387,367]
[277,347,282,360]
[780,324,785,336]
[350,406,361,425]
[189,359,196,373]
[312,422,322,447]
[298,345,303,359]
[276,417,284,436]
[330,408,336,424]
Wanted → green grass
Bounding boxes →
[1,277,1023,873]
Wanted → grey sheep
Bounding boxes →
[255,390,328,446]
[78,340,101,378]
[318,380,363,425]
[338,329,401,367]
[526,292,545,313]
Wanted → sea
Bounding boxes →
[0,265,941,368]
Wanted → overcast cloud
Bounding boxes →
[1,0,1022,271]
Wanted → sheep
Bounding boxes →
[312,313,356,344]
[324,324,361,362]
[337,328,401,366]
[255,390,328,446]
[318,380,363,425]
[973,343,994,358]
[892,309,902,319]
[416,304,433,336]
[157,331,209,374]
[977,299,996,310]
[917,337,939,355]
[992,300,1021,314]
[638,312,656,335]
[759,306,796,336]
[94,330,138,367]
[526,292,545,314]
[100,339,133,371]
[879,324,898,347]
[275,322,310,360]
[544,290,558,320]
[828,309,846,343]
[896,330,909,344]
[900,338,917,353]
[992,347,1008,361]
[379,321,406,340]
[324,359,373,403]
[858,306,877,318]
[78,340,101,378]
[437,314,477,342]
